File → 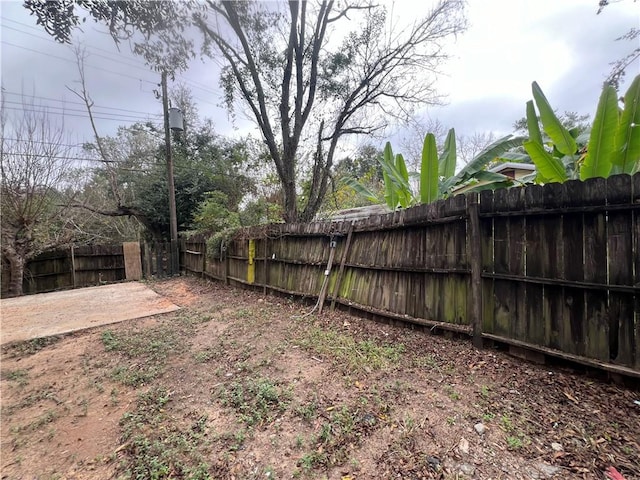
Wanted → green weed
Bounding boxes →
[500,414,514,432]
[297,328,404,372]
[3,335,63,357]
[1,369,29,387]
[2,385,61,416]
[480,385,490,398]
[445,385,460,401]
[506,436,523,449]
[295,401,318,423]
[303,402,382,470]
[482,412,495,422]
[217,377,291,427]
[118,387,212,479]
[193,348,217,363]
[101,325,183,387]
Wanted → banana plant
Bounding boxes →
[346,129,525,209]
[523,74,640,183]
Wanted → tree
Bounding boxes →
[1,95,87,296]
[194,0,467,222]
[319,144,384,213]
[67,50,256,241]
[23,0,195,73]
[597,0,640,89]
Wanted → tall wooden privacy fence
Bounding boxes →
[1,242,146,297]
[184,173,640,376]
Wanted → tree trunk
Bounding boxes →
[281,152,299,222]
[5,251,25,297]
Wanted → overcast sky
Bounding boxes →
[1,0,639,154]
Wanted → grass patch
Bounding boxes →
[118,387,212,479]
[296,399,387,473]
[2,335,64,358]
[217,377,291,427]
[101,324,185,387]
[1,369,29,386]
[2,385,61,416]
[297,327,404,372]
[506,436,523,450]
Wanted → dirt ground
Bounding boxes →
[1,276,638,480]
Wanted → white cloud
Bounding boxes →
[2,0,639,145]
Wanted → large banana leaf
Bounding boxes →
[465,180,515,193]
[343,177,380,203]
[438,128,457,178]
[379,142,413,209]
[523,139,567,183]
[420,133,439,204]
[382,170,399,209]
[526,100,542,145]
[612,73,640,174]
[581,83,617,180]
[438,136,525,195]
[473,171,510,183]
[532,81,577,156]
[498,151,533,162]
[456,135,527,180]
[394,153,413,208]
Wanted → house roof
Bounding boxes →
[489,162,536,173]
[319,204,391,222]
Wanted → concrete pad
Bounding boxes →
[0,282,180,345]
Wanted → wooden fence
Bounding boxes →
[183,173,640,377]
[1,242,144,297]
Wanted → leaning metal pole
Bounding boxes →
[161,71,179,275]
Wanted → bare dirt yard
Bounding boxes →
[1,276,638,480]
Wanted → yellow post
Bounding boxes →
[247,239,256,284]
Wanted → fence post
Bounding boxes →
[70,245,76,288]
[248,239,256,284]
[224,242,229,285]
[330,221,355,311]
[468,194,483,348]
[263,237,268,295]
[201,238,207,278]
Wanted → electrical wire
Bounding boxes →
[1,105,160,123]
[2,90,161,116]
[3,19,224,99]
[2,100,160,122]
[2,41,160,85]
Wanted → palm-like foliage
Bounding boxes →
[524,74,640,183]
[346,129,525,209]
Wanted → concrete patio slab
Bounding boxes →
[0,282,180,345]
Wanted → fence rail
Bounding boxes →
[183,173,640,377]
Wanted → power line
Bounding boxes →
[2,41,159,85]
[1,105,161,123]
[3,138,88,148]
[2,100,160,122]
[2,151,161,165]
[3,18,224,100]
[3,90,160,116]
[1,23,166,78]
[2,18,152,68]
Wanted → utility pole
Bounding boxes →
[161,71,179,275]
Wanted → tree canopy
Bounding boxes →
[25,0,467,223]
[194,0,467,222]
